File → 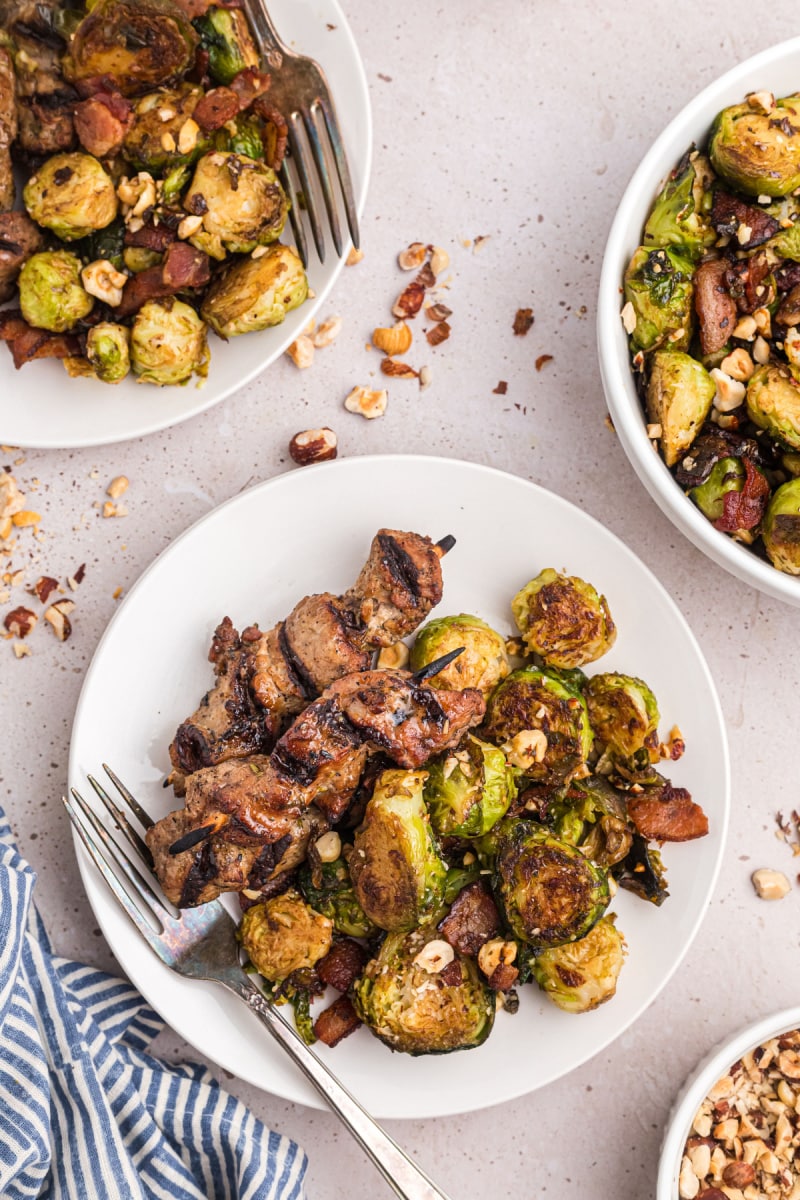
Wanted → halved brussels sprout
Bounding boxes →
[87,323,130,384]
[184,152,288,257]
[349,769,447,932]
[746,363,800,450]
[238,889,333,984]
[201,243,307,337]
[123,86,210,174]
[646,350,716,468]
[64,0,198,97]
[130,297,208,386]
[483,667,593,785]
[424,735,516,838]
[623,245,694,353]
[710,96,800,197]
[193,7,259,85]
[762,478,800,574]
[297,856,377,939]
[532,916,626,1014]
[18,251,94,333]
[225,114,264,161]
[352,924,495,1055]
[552,775,633,868]
[410,614,510,698]
[689,456,746,521]
[511,569,616,668]
[643,154,715,258]
[23,154,118,242]
[584,673,659,761]
[493,819,610,949]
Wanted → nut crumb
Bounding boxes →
[493,381,508,395]
[535,354,554,371]
[285,334,315,369]
[344,386,387,420]
[419,365,432,390]
[12,640,31,659]
[513,308,534,336]
[107,475,129,500]
[289,427,338,466]
[43,599,75,642]
[752,868,791,899]
[311,316,342,349]
[426,321,450,347]
[346,246,364,266]
[380,357,418,379]
[372,322,412,356]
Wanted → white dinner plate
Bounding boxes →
[1,0,371,450]
[69,456,730,1118]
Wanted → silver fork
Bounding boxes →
[242,0,360,266]
[64,767,451,1200]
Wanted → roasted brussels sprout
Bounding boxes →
[123,247,162,273]
[424,735,516,838]
[646,350,716,468]
[193,7,259,85]
[130,297,209,386]
[552,776,632,868]
[349,769,447,932]
[185,152,288,258]
[493,819,610,949]
[709,95,800,197]
[64,0,198,97]
[239,889,333,984]
[226,114,264,161]
[18,251,93,333]
[483,667,593,785]
[762,478,800,574]
[162,162,193,204]
[531,916,626,1014]
[746,363,800,450]
[511,569,616,668]
[410,614,510,698]
[87,323,130,384]
[76,219,126,273]
[643,154,715,258]
[123,86,209,173]
[201,244,307,337]
[297,857,377,939]
[583,673,659,761]
[613,833,669,906]
[689,456,746,521]
[23,154,118,242]
[623,246,694,353]
[352,924,495,1055]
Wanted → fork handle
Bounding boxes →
[223,973,453,1200]
[241,0,289,64]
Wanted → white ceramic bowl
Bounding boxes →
[658,1005,800,1199]
[598,37,800,608]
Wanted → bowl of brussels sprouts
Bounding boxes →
[658,1005,800,1199]
[599,38,800,605]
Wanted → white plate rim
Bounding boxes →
[2,0,372,451]
[597,36,800,608]
[68,454,731,1117]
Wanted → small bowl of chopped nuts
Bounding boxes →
[658,1005,800,1199]
[598,37,800,606]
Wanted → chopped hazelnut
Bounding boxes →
[288,427,338,465]
[43,599,75,642]
[285,334,315,369]
[106,475,129,500]
[311,316,343,349]
[751,868,791,899]
[3,606,37,638]
[397,242,427,271]
[344,386,388,420]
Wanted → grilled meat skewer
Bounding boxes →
[169,529,452,787]
[149,666,485,907]
[0,1,77,157]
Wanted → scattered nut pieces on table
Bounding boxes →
[289,428,338,466]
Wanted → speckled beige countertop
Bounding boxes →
[3,1,800,1196]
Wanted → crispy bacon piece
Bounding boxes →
[713,456,770,533]
[116,242,210,318]
[194,86,240,131]
[313,995,361,1048]
[73,91,132,158]
[0,310,81,370]
[124,222,176,252]
[253,98,288,170]
[694,259,737,354]
[439,882,500,956]
[230,67,272,111]
[711,191,779,249]
[627,787,709,842]
[488,963,519,992]
[317,939,368,992]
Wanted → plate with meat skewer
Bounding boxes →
[0,0,370,449]
[69,455,729,1117]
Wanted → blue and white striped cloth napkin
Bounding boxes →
[0,807,308,1200]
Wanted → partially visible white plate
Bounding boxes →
[69,456,730,1118]
[1,0,371,450]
